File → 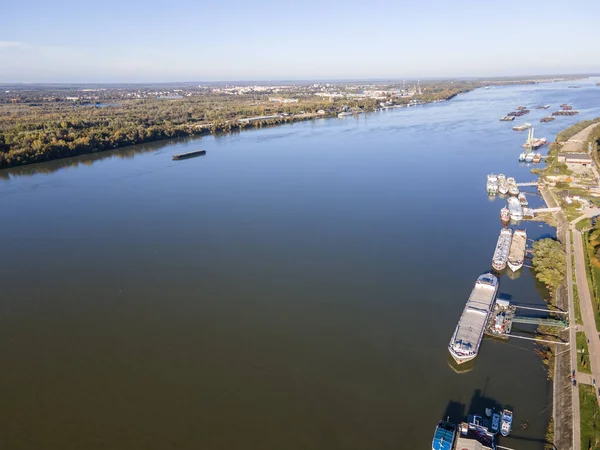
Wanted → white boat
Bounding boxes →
[507,197,523,221]
[525,153,534,163]
[498,182,509,195]
[500,409,513,437]
[497,174,506,184]
[486,174,499,194]
[492,228,513,271]
[500,207,510,223]
[508,185,519,196]
[508,230,527,272]
[448,273,499,364]
[519,153,526,162]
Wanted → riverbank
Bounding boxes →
[0,83,476,170]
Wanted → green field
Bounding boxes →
[576,332,592,374]
[579,384,600,450]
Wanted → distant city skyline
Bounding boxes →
[3,0,600,83]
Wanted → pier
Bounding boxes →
[516,181,538,187]
[485,299,570,341]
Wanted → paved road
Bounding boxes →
[570,218,600,450]
[566,227,581,450]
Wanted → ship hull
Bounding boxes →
[492,261,507,271]
[449,351,477,365]
[507,260,523,272]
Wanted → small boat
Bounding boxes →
[491,412,501,434]
[499,182,509,195]
[508,184,519,196]
[172,150,206,160]
[519,152,526,162]
[432,419,456,450]
[501,207,510,224]
[500,409,513,437]
[533,153,542,163]
[525,153,534,163]
[535,105,550,109]
[540,116,555,123]
[500,116,515,121]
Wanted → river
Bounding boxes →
[1,78,600,449]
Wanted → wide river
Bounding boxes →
[2,79,600,449]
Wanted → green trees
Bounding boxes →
[532,238,566,291]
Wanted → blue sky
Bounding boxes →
[2,0,600,82]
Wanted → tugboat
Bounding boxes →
[491,412,501,435]
[432,419,456,450]
[500,409,513,437]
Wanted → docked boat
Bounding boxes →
[497,174,506,184]
[486,174,499,195]
[518,192,528,205]
[513,122,531,131]
[457,420,496,450]
[448,273,499,364]
[507,197,523,221]
[518,152,526,162]
[338,110,362,117]
[525,153,534,163]
[432,420,456,450]
[522,128,547,149]
[492,228,513,271]
[508,184,519,196]
[500,409,513,437]
[500,207,510,224]
[508,230,527,272]
[498,182,509,195]
[533,153,542,163]
[491,412,501,435]
[500,116,515,121]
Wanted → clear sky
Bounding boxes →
[2,0,600,83]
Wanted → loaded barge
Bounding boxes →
[492,229,512,271]
[172,150,206,160]
[507,230,527,272]
[448,273,499,364]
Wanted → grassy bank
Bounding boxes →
[576,332,592,374]
[581,232,600,331]
[579,384,600,450]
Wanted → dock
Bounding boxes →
[172,150,206,160]
[485,298,569,341]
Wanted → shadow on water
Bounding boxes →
[0,136,201,180]
[447,356,475,375]
[441,389,555,448]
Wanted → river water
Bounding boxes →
[2,79,600,449]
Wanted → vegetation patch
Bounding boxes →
[556,118,600,142]
[532,238,566,293]
[576,332,592,374]
[579,384,600,450]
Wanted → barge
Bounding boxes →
[540,116,555,123]
[507,230,527,272]
[513,122,531,131]
[492,228,512,271]
[448,273,499,364]
[172,150,206,160]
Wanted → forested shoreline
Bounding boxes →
[0,82,475,168]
